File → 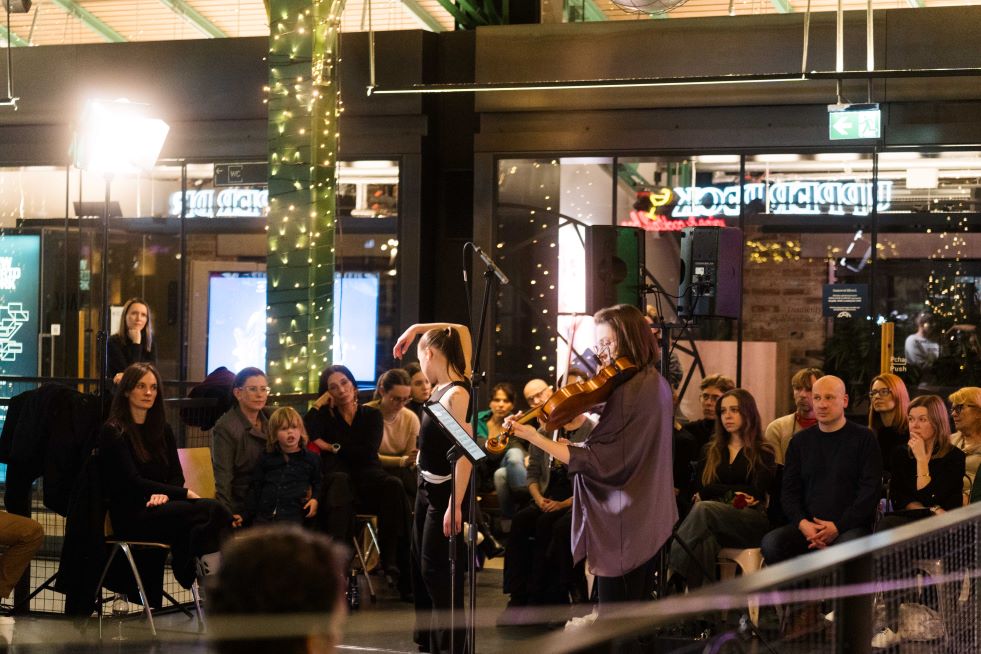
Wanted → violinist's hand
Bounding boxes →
[503,414,537,443]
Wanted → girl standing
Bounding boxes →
[393,323,472,653]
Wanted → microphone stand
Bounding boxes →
[454,257,501,654]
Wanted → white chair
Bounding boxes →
[718,547,764,626]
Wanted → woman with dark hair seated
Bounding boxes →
[107,298,156,385]
[100,363,233,598]
[306,364,412,599]
[669,388,776,589]
[871,395,965,648]
[365,368,420,500]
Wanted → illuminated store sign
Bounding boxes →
[168,188,269,218]
[0,236,39,374]
[627,181,893,231]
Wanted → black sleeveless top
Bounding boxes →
[418,380,471,478]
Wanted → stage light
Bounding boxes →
[72,99,169,176]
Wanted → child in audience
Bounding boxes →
[244,407,321,525]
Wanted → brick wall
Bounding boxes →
[741,229,828,388]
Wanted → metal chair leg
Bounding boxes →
[118,543,157,636]
[191,580,205,631]
[351,535,376,602]
[96,544,122,641]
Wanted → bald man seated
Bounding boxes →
[761,375,882,566]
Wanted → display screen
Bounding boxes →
[206,271,379,383]
[0,235,41,483]
[207,272,268,375]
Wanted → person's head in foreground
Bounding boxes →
[208,525,346,654]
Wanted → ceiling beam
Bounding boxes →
[49,0,126,42]
[0,25,30,47]
[771,0,793,12]
[400,0,446,32]
[158,0,228,38]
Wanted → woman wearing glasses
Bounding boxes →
[868,373,910,467]
[950,387,981,503]
[212,367,270,528]
[365,368,420,499]
[306,364,412,601]
[505,304,676,611]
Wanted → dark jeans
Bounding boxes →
[504,503,572,605]
[316,471,355,544]
[355,470,412,587]
[761,522,870,566]
[413,479,469,654]
[669,501,770,588]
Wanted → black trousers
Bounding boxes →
[355,470,412,590]
[316,471,355,544]
[413,479,468,654]
[595,556,656,609]
[504,503,572,605]
[112,498,231,593]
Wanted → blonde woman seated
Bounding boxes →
[876,395,964,530]
[950,386,981,503]
[669,388,776,589]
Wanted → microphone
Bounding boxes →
[472,244,510,286]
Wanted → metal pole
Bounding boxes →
[99,175,113,399]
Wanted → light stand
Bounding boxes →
[72,99,168,398]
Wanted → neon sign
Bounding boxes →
[626,181,894,231]
[168,188,269,218]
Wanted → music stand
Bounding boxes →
[423,403,486,465]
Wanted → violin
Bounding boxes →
[486,357,637,454]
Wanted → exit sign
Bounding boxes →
[828,103,881,140]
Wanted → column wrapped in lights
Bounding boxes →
[267,0,345,395]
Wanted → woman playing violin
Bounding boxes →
[505,303,677,610]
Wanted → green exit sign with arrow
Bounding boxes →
[828,103,881,140]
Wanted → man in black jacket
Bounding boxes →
[762,375,882,564]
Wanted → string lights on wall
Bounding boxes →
[266,0,345,395]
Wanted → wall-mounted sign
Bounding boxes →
[0,235,39,375]
[168,188,269,218]
[828,103,881,141]
[822,283,869,318]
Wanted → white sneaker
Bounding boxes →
[824,610,834,622]
[871,627,902,649]
[564,610,598,630]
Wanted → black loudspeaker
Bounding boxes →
[585,226,645,314]
[678,226,743,319]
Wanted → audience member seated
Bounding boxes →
[107,298,156,385]
[0,511,44,604]
[306,365,412,600]
[242,407,321,526]
[474,382,514,493]
[212,367,270,529]
[761,375,882,565]
[404,362,432,421]
[687,374,736,452]
[502,378,596,614]
[878,395,964,529]
[365,369,420,500]
[765,367,823,465]
[100,363,232,595]
[950,386,981,504]
[868,373,910,467]
[669,389,775,589]
[208,524,346,654]
[672,389,699,521]
[871,394,965,649]
[488,381,542,526]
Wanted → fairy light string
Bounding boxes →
[266,0,346,395]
